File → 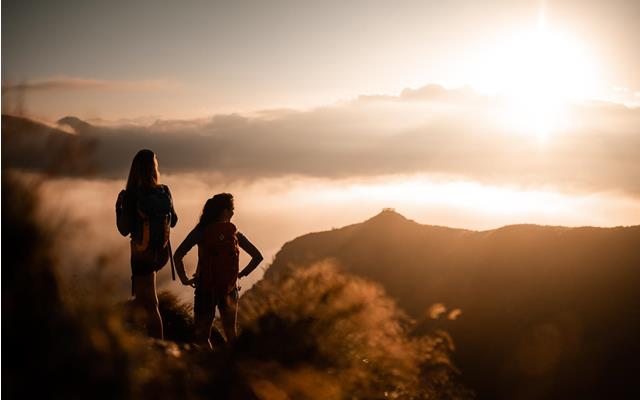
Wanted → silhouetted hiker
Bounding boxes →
[116,149,178,340]
[174,193,263,348]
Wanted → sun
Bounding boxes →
[473,14,599,140]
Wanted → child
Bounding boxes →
[173,193,262,347]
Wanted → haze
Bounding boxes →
[3,0,639,298]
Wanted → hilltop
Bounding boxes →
[252,209,640,399]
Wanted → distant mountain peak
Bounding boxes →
[365,208,413,225]
[57,116,93,133]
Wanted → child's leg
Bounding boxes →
[219,288,239,343]
[194,286,215,349]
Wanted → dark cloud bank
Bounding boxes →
[3,84,640,195]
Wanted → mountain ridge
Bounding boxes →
[279,209,635,248]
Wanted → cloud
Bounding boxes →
[3,84,640,196]
[1,77,178,93]
[354,84,485,105]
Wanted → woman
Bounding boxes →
[116,149,178,339]
[174,193,263,348]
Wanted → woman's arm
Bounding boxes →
[173,228,200,286]
[237,232,264,278]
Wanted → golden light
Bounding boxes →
[474,13,600,140]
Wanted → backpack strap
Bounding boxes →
[168,239,176,281]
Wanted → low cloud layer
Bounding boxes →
[3,84,640,196]
[1,77,176,93]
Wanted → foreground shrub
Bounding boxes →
[237,261,473,399]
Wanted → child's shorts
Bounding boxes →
[194,285,238,318]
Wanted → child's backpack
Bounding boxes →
[198,222,240,294]
[131,186,174,273]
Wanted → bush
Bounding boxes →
[237,261,473,399]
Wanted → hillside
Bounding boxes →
[257,209,640,399]
[1,114,97,175]
[3,174,471,399]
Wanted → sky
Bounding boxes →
[3,0,640,298]
[3,0,640,119]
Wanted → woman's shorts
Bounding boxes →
[130,242,169,277]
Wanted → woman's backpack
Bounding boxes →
[131,186,173,273]
[134,186,172,253]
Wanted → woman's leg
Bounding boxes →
[133,272,163,340]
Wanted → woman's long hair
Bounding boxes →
[126,149,159,191]
[197,193,233,229]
